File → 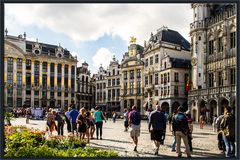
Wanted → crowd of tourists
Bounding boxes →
[45,105,107,143]
[122,104,235,158]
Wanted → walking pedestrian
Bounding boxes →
[26,107,31,124]
[112,111,117,123]
[94,106,106,140]
[148,105,166,155]
[123,109,129,131]
[55,111,65,136]
[220,106,235,157]
[69,105,79,136]
[199,115,205,129]
[212,115,217,132]
[128,105,141,152]
[77,108,87,140]
[160,110,167,145]
[185,110,193,152]
[85,111,91,143]
[172,106,191,158]
[90,111,96,139]
[65,107,72,133]
[216,113,226,153]
[46,108,57,135]
[170,110,177,152]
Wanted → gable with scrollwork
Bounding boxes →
[4,41,25,59]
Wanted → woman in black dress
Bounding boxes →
[77,108,87,140]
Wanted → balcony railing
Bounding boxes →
[190,20,206,32]
[189,85,236,97]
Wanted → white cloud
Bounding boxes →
[71,51,85,67]
[92,47,114,70]
[5,4,192,45]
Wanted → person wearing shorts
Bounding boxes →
[148,105,166,155]
[128,105,141,152]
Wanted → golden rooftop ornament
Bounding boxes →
[130,36,137,44]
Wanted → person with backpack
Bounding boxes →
[172,106,191,158]
[128,105,141,152]
[148,105,166,155]
[220,106,235,157]
[94,106,106,140]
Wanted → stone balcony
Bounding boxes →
[190,20,206,33]
[189,85,236,97]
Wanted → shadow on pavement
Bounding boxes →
[90,142,125,150]
[102,138,132,144]
[191,150,224,157]
[194,132,216,136]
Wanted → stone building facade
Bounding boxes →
[76,62,95,110]
[120,39,145,114]
[4,32,78,110]
[143,27,191,115]
[106,56,121,113]
[95,65,108,111]
[188,3,236,122]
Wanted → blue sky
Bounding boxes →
[5,3,192,74]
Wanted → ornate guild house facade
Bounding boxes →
[4,31,78,109]
[95,65,108,111]
[120,38,145,114]
[106,56,121,113]
[143,27,191,115]
[76,62,95,110]
[188,3,236,122]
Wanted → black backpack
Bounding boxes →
[131,111,141,125]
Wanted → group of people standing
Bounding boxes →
[123,105,192,157]
[213,106,235,158]
[45,105,107,143]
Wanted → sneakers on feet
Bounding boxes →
[154,149,158,155]
[171,149,176,152]
[178,155,182,157]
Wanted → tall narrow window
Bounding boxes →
[150,56,153,65]
[230,32,236,49]
[218,37,223,52]
[155,73,158,85]
[209,40,214,55]
[155,54,159,63]
[230,68,235,85]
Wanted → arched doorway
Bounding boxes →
[161,102,169,113]
[137,99,141,112]
[124,100,127,108]
[172,101,180,114]
[199,100,207,116]
[220,98,229,114]
[209,99,217,118]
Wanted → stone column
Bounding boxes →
[31,60,34,107]
[68,65,71,106]
[47,63,51,107]
[22,59,26,106]
[13,58,17,108]
[61,64,65,109]
[74,65,77,103]
[39,61,42,107]
[54,63,58,107]
[217,98,220,116]
[4,57,8,107]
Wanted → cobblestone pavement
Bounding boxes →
[11,118,224,158]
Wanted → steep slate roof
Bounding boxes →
[170,58,191,68]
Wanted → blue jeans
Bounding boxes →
[222,135,235,157]
[171,134,176,150]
